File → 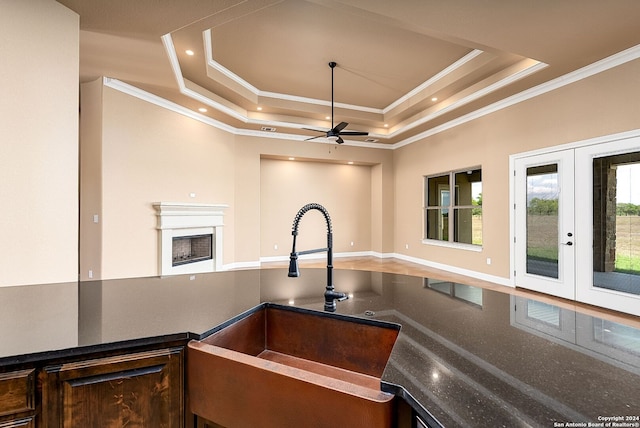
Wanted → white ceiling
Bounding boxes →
[58,0,640,146]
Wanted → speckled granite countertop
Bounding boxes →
[1,268,639,427]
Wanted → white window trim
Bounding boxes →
[421,238,483,252]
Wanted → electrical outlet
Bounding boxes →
[88,270,93,279]
[405,244,409,249]
[350,241,354,246]
[486,257,492,265]
[274,244,278,250]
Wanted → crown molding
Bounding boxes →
[108,40,640,150]
[103,77,391,148]
[103,77,237,133]
[392,43,640,149]
[383,49,484,114]
[386,59,546,140]
[165,31,542,140]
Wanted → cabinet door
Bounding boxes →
[41,347,183,428]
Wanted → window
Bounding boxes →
[424,167,482,246]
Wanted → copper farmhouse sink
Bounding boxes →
[187,303,401,428]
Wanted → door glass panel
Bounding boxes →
[526,165,559,278]
[592,153,640,296]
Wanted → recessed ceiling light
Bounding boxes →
[257,106,263,111]
[347,161,354,165]
[185,50,194,56]
[384,124,389,128]
[288,157,295,161]
[431,97,438,102]
[325,116,331,120]
[198,107,207,113]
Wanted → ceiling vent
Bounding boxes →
[261,126,277,132]
[365,138,379,143]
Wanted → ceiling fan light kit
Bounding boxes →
[303,61,368,144]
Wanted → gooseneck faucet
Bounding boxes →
[287,203,348,312]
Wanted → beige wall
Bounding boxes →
[260,159,372,258]
[233,135,394,267]
[79,79,103,281]
[394,58,640,281]
[232,139,261,265]
[0,0,79,286]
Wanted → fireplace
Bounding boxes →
[172,234,212,266]
[153,202,227,276]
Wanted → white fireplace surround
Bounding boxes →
[153,202,227,276]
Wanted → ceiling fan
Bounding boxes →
[304,61,368,144]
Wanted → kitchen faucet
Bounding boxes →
[287,203,348,312]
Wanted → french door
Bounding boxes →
[514,150,575,300]
[574,138,640,316]
[513,136,640,316]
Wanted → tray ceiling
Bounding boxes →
[58,0,640,146]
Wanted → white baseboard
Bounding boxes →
[222,261,260,270]
[256,251,512,288]
[390,253,513,287]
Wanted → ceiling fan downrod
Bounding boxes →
[329,61,336,130]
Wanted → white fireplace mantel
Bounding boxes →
[153,202,228,276]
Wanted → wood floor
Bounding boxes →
[261,256,640,327]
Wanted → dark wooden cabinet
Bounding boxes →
[0,418,35,428]
[40,347,184,427]
[0,369,36,428]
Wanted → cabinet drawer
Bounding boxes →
[0,416,35,428]
[0,369,35,416]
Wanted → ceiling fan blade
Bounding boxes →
[338,131,368,136]
[305,135,323,141]
[303,127,328,133]
[333,121,348,133]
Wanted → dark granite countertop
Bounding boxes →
[1,268,639,427]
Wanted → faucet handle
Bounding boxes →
[336,293,349,302]
[287,254,300,277]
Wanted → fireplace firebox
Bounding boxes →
[172,234,212,266]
